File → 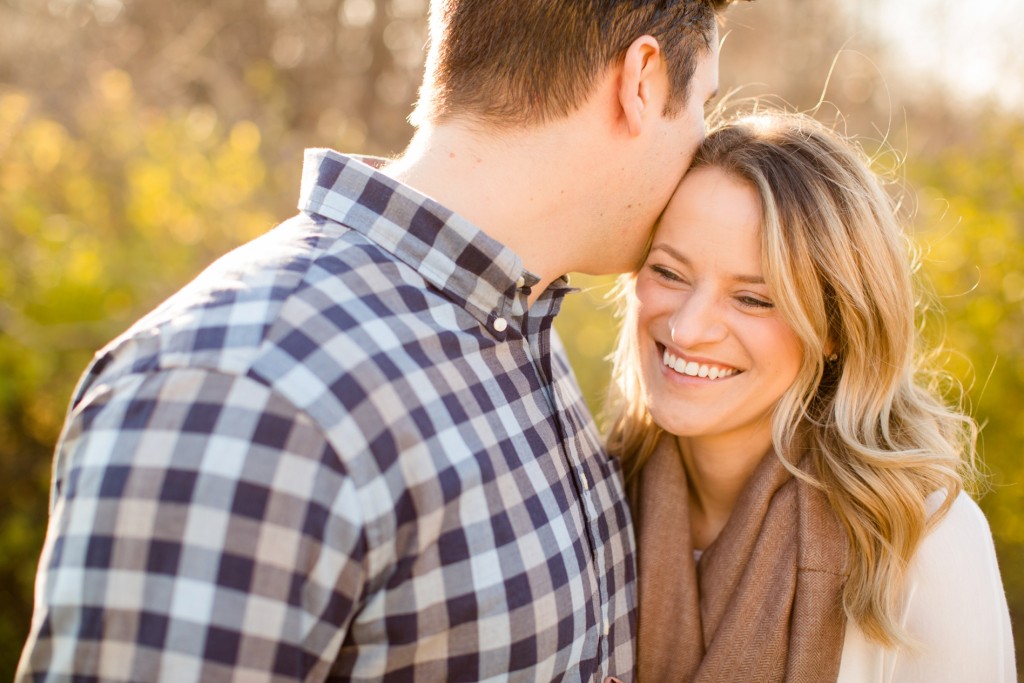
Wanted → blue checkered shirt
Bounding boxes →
[18,150,638,681]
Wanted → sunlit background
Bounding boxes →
[1,0,1021,676]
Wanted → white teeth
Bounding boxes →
[662,348,737,381]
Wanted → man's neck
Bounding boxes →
[381,119,610,305]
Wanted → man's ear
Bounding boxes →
[618,35,664,137]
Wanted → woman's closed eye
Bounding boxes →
[736,294,774,310]
[649,264,688,284]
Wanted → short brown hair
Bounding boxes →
[414,0,741,127]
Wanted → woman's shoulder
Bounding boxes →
[897,489,1016,681]
[910,489,1004,621]
[840,489,1016,683]
[913,489,1004,584]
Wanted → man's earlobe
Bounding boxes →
[619,35,662,137]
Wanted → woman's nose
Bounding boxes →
[668,292,726,348]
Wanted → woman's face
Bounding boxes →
[634,166,803,451]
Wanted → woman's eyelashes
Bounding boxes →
[649,264,687,284]
[736,294,774,310]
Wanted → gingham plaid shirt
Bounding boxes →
[19,150,638,682]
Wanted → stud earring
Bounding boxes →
[826,353,838,362]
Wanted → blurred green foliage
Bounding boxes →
[0,71,294,671]
[907,117,1024,644]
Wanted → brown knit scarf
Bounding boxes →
[629,436,850,682]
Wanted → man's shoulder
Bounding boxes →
[81,212,437,405]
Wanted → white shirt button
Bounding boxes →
[493,317,508,332]
[516,275,527,289]
[603,619,610,636]
[580,472,590,490]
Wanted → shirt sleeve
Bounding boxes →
[17,367,368,682]
[889,491,1017,682]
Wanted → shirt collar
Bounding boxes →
[298,149,571,334]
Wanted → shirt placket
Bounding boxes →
[524,292,611,679]
[549,376,616,677]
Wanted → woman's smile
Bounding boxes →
[659,344,741,380]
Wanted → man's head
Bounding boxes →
[412,0,739,129]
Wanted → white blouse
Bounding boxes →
[837,491,1016,682]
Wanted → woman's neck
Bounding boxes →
[677,431,773,550]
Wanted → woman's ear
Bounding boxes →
[618,35,664,137]
[824,340,839,363]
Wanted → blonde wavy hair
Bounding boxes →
[605,110,979,647]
